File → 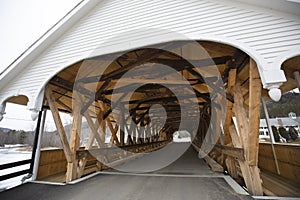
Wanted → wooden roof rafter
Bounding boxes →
[46,41,256,136]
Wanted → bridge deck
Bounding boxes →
[0,143,253,200]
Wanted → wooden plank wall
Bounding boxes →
[36,141,168,182]
[37,148,100,181]
[258,143,300,184]
[37,149,67,180]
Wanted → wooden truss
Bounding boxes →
[43,41,264,195]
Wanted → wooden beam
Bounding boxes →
[107,118,120,146]
[136,125,144,144]
[111,78,199,85]
[222,69,238,177]
[150,56,232,69]
[80,79,111,114]
[45,86,72,163]
[240,162,263,195]
[56,99,72,112]
[248,59,262,166]
[260,169,300,197]
[79,41,189,83]
[127,94,199,105]
[96,101,106,141]
[66,91,82,182]
[84,111,103,148]
[102,92,127,120]
[233,82,249,155]
[230,124,263,195]
[78,135,94,178]
[213,144,245,161]
[222,49,249,83]
[203,155,224,173]
[184,66,232,103]
[229,125,242,148]
[226,126,241,180]
[125,119,134,145]
[50,75,111,107]
[223,68,237,145]
[233,82,263,195]
[192,143,223,172]
[119,106,125,146]
[79,49,165,84]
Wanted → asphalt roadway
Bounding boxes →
[0,143,253,200]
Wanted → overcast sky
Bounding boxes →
[0,0,81,131]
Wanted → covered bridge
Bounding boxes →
[0,0,300,197]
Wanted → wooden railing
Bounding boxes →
[37,149,67,181]
[258,143,300,183]
[37,141,169,181]
[258,142,300,197]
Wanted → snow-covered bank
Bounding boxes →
[0,147,32,192]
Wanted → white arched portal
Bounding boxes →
[0,33,289,120]
[0,93,30,121]
[35,35,287,109]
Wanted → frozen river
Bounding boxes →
[0,147,32,192]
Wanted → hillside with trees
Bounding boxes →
[1,92,299,147]
[263,91,300,118]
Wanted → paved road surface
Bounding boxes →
[0,143,253,200]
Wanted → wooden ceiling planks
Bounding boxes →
[45,41,293,138]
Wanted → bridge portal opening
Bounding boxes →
[32,40,273,195]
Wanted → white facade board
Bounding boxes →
[0,0,300,115]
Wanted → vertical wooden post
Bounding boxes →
[120,107,125,146]
[140,121,146,143]
[224,69,237,144]
[145,125,150,143]
[132,122,137,144]
[66,91,82,182]
[96,101,107,146]
[223,69,239,178]
[248,58,262,166]
[137,125,144,144]
[231,58,263,195]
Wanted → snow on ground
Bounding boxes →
[0,147,32,192]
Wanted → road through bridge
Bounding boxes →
[0,143,252,200]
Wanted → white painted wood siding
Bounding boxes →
[0,0,300,110]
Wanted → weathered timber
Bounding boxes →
[148,56,232,74]
[222,49,249,83]
[79,49,165,84]
[81,79,112,115]
[223,68,237,144]
[232,81,263,196]
[76,141,169,160]
[66,91,82,182]
[84,111,103,148]
[50,75,111,106]
[45,86,72,163]
[192,143,224,172]
[213,144,245,161]
[248,58,262,166]
[107,118,120,145]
